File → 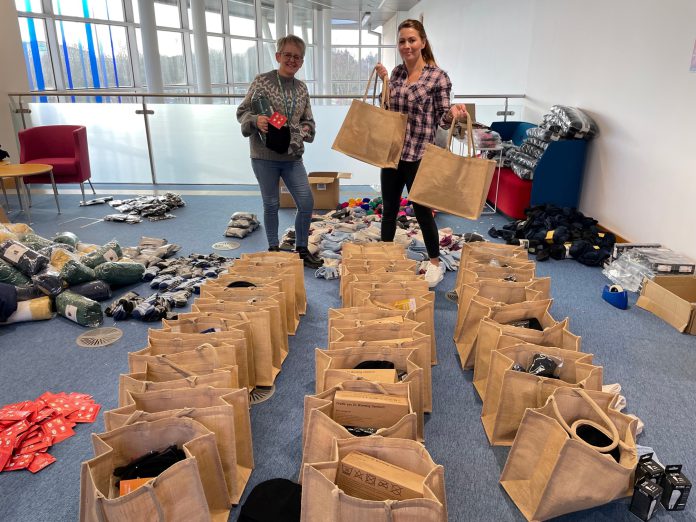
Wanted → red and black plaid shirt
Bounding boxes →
[387,63,452,162]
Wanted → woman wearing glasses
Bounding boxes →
[237,35,322,269]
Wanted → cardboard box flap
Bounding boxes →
[337,172,352,179]
[308,177,336,185]
[637,278,694,333]
[651,275,696,301]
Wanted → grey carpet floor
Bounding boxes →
[0,186,694,521]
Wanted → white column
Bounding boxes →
[138,0,164,93]
[275,0,288,39]
[315,8,324,96]
[322,9,331,96]
[0,2,30,159]
[191,0,212,101]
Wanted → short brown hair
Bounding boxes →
[276,35,306,56]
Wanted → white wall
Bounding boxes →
[409,0,534,95]
[525,0,696,259]
[0,2,29,160]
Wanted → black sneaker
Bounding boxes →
[296,247,323,269]
[268,245,280,252]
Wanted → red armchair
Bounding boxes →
[18,125,95,203]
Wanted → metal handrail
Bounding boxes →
[7,90,525,184]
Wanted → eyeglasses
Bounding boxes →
[280,52,304,62]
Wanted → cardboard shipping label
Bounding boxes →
[333,390,409,429]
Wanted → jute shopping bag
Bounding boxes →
[140,331,252,391]
[500,388,638,521]
[118,349,239,406]
[300,380,417,479]
[482,344,603,446]
[301,437,447,522]
[340,259,417,304]
[80,416,229,522]
[328,319,433,413]
[473,314,581,399]
[331,69,407,169]
[156,317,257,391]
[342,273,424,307]
[353,288,437,365]
[341,241,406,259]
[408,110,496,219]
[453,281,550,369]
[232,257,306,316]
[214,271,300,331]
[315,346,425,441]
[458,265,537,287]
[193,298,288,370]
[104,387,253,505]
[454,242,527,289]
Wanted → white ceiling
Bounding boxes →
[294,0,420,28]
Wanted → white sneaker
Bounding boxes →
[424,263,445,288]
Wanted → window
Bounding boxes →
[190,35,226,84]
[230,38,257,83]
[51,0,124,21]
[154,0,181,28]
[259,1,275,40]
[229,0,255,38]
[292,5,313,45]
[186,0,223,34]
[55,20,132,88]
[15,0,43,13]
[158,30,186,85]
[18,17,56,90]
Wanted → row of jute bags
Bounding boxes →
[331,68,496,220]
[80,251,309,521]
[452,241,639,520]
[299,242,448,521]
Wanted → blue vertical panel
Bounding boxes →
[105,1,121,90]
[82,0,102,101]
[24,10,47,101]
[22,42,36,90]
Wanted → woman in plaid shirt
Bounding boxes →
[376,19,468,288]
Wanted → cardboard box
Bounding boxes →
[343,368,398,384]
[612,242,661,260]
[279,171,351,209]
[332,390,410,429]
[633,248,696,275]
[637,275,696,334]
[635,453,665,485]
[119,477,154,496]
[336,451,425,501]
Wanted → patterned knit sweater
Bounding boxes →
[236,70,316,161]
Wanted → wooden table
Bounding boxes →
[0,163,60,224]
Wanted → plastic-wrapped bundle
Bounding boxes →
[76,242,99,254]
[0,259,31,286]
[225,212,260,239]
[81,240,122,268]
[32,268,65,297]
[47,246,79,271]
[0,295,54,324]
[69,280,112,301]
[55,290,103,327]
[15,284,44,301]
[0,225,19,243]
[525,137,550,151]
[526,126,558,142]
[512,163,535,181]
[60,259,96,285]
[0,239,49,276]
[53,231,79,248]
[520,142,546,160]
[94,261,145,286]
[549,105,598,138]
[18,233,54,251]
[507,150,539,171]
[466,128,502,150]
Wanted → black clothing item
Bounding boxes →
[380,159,440,259]
[265,124,291,154]
[239,478,301,522]
[574,424,621,463]
[113,445,185,485]
[227,281,257,288]
[353,360,395,370]
[0,282,18,322]
[268,246,280,252]
[527,353,559,378]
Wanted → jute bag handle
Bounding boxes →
[363,67,390,109]
[154,355,196,377]
[549,388,620,453]
[445,107,475,157]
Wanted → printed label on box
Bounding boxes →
[316,183,327,191]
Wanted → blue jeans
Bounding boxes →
[251,159,314,248]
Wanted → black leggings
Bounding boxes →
[380,159,440,259]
